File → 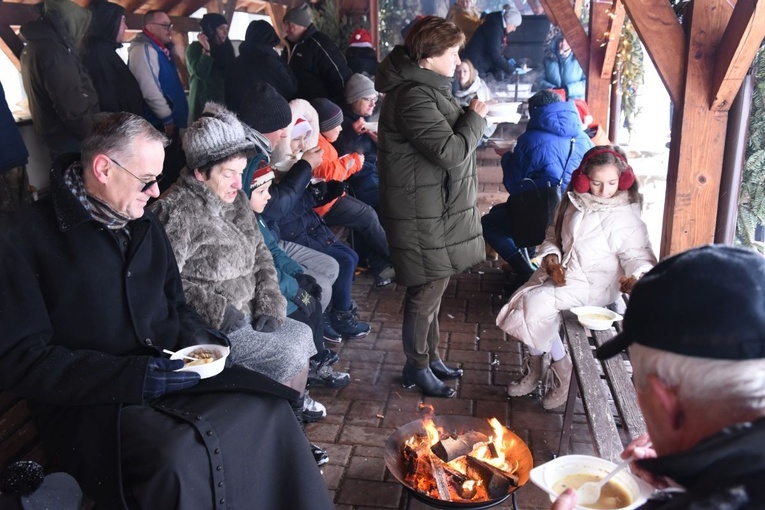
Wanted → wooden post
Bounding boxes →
[585,0,612,128]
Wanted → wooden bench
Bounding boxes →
[0,391,46,469]
[557,306,646,463]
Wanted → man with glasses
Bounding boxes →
[0,112,332,509]
[128,10,188,191]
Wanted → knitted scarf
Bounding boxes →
[64,162,132,230]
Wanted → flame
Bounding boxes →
[422,418,441,445]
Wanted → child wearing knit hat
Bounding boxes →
[308,98,396,288]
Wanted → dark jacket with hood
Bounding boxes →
[0,154,297,507]
[461,11,514,80]
[287,24,352,105]
[20,0,99,151]
[225,20,298,112]
[375,46,486,287]
[501,99,592,195]
[345,45,378,78]
[0,81,29,173]
[81,0,144,115]
[637,418,765,509]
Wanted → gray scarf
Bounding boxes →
[63,162,132,231]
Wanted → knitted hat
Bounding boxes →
[183,102,256,170]
[239,82,292,134]
[283,3,312,27]
[344,73,377,104]
[310,98,343,133]
[348,28,372,48]
[241,156,273,198]
[528,89,562,109]
[291,117,313,140]
[200,13,227,38]
[502,4,522,27]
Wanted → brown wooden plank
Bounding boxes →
[0,421,40,467]
[660,0,731,256]
[0,23,23,65]
[622,0,685,105]
[592,329,646,440]
[711,0,765,111]
[600,0,625,80]
[586,0,613,127]
[561,311,623,463]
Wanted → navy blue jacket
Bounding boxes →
[501,100,593,195]
[0,81,28,173]
[462,12,513,80]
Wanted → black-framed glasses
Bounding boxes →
[148,22,173,29]
[107,156,163,192]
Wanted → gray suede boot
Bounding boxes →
[507,351,544,397]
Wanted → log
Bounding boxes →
[464,456,518,499]
[429,454,451,501]
[430,431,489,462]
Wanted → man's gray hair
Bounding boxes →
[630,343,765,416]
[81,112,168,169]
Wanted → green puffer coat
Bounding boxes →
[375,46,487,287]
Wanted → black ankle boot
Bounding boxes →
[429,359,463,380]
[401,364,456,398]
[504,251,536,295]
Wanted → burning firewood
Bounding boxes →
[429,453,451,501]
[464,456,519,499]
[430,431,489,462]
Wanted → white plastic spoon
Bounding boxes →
[576,457,632,505]
[162,349,199,362]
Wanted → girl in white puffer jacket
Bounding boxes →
[496,146,656,409]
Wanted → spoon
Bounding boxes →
[162,349,199,362]
[576,457,632,505]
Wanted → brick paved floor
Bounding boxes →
[307,147,598,510]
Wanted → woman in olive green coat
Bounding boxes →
[375,16,488,398]
[186,13,235,122]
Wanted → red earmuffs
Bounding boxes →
[570,148,635,193]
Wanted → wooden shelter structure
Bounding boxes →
[1,0,764,257]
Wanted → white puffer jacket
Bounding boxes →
[496,190,656,351]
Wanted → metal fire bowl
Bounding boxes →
[384,415,534,509]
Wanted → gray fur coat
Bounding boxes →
[152,170,287,328]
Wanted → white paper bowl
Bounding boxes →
[364,121,378,132]
[171,344,230,379]
[530,455,653,510]
[570,306,623,331]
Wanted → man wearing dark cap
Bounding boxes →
[552,244,765,510]
[282,2,352,105]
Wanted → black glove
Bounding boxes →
[219,304,245,333]
[291,288,316,317]
[314,180,347,207]
[294,273,322,301]
[252,315,279,332]
[143,358,200,400]
[307,181,328,206]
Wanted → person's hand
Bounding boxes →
[314,180,346,206]
[621,434,668,489]
[197,33,211,53]
[544,255,566,286]
[164,122,176,139]
[352,117,366,135]
[468,98,489,118]
[619,275,638,294]
[252,315,279,332]
[366,129,378,143]
[550,488,577,510]
[295,273,322,301]
[143,358,200,400]
[219,304,245,333]
[291,288,317,317]
[301,146,323,169]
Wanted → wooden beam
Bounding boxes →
[538,0,590,71]
[660,0,733,256]
[125,13,201,33]
[710,0,765,111]
[622,0,685,105]
[0,2,41,26]
[369,0,379,60]
[585,0,612,126]
[600,0,625,80]
[0,23,22,64]
[223,0,237,25]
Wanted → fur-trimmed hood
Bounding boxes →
[271,99,321,169]
[151,170,287,328]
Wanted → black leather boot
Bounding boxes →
[504,251,536,295]
[429,359,463,380]
[401,363,456,398]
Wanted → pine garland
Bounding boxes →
[613,19,644,134]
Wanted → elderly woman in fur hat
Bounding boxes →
[152,104,326,459]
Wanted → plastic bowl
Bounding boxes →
[570,306,623,331]
[529,455,653,510]
[171,344,230,379]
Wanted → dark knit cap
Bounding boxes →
[310,98,343,133]
[283,3,312,27]
[200,13,227,38]
[183,102,256,170]
[239,82,292,134]
[529,89,563,109]
[244,19,279,47]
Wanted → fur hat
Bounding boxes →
[310,98,343,133]
[291,117,313,140]
[348,28,372,48]
[283,3,312,27]
[502,4,522,27]
[239,83,292,134]
[344,73,377,104]
[183,102,256,170]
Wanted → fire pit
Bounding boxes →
[385,415,533,509]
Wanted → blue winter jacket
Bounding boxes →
[501,100,593,195]
[538,48,586,100]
